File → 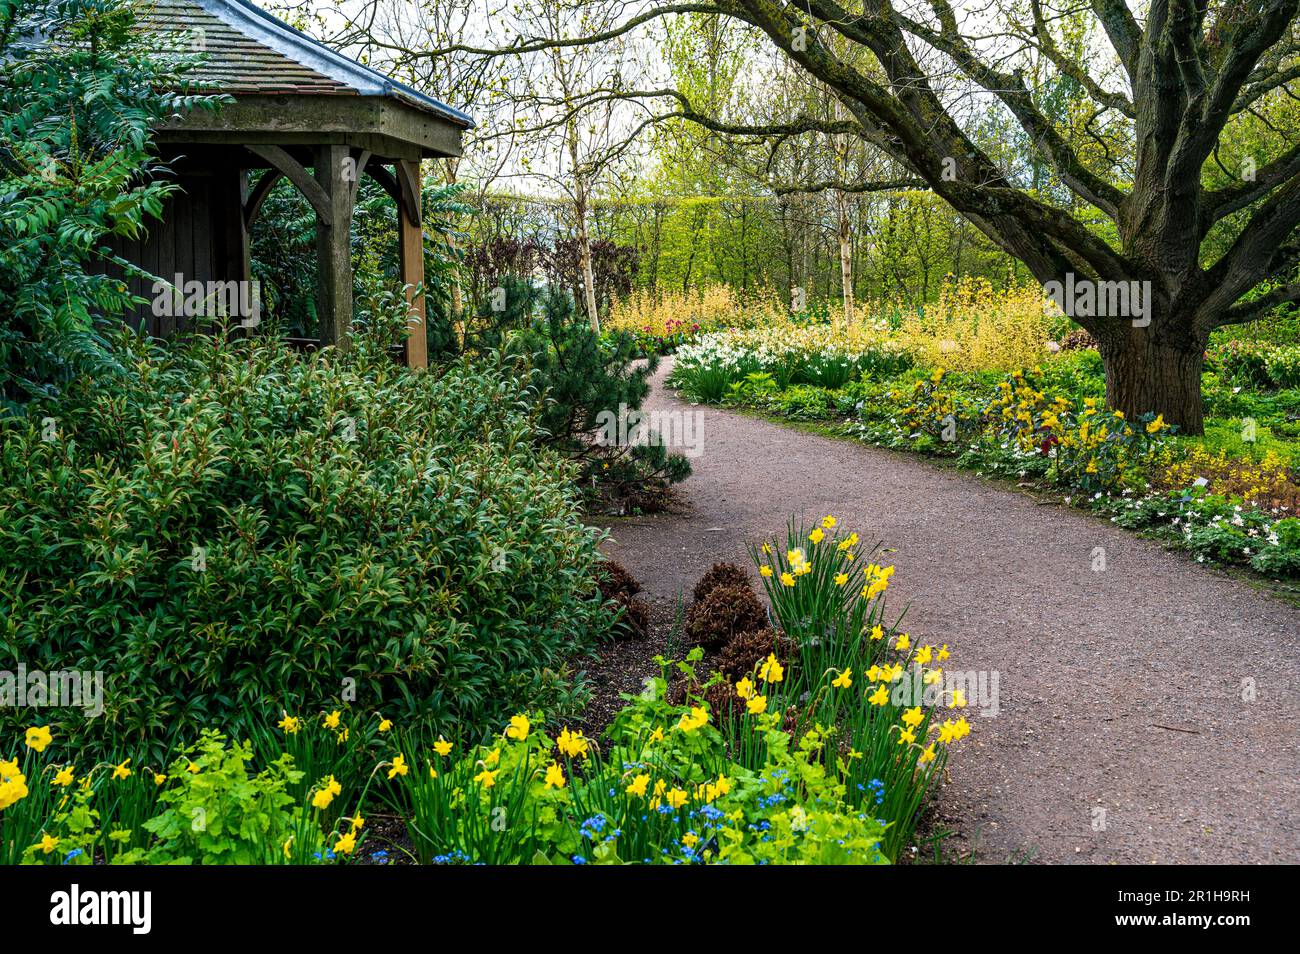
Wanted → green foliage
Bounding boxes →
[0,324,609,762]
[509,285,691,489]
[0,0,224,405]
[140,731,313,865]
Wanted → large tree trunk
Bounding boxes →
[1096,325,1207,435]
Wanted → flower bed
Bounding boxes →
[2,518,971,865]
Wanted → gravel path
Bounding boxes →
[601,361,1300,864]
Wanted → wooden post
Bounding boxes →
[313,144,355,351]
[396,158,427,370]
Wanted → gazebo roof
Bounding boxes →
[147,0,472,129]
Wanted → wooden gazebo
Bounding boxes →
[114,0,472,368]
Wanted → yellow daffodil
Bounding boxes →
[377,717,393,733]
[334,831,357,856]
[746,695,767,715]
[323,710,341,730]
[387,754,409,779]
[897,727,917,746]
[902,706,924,729]
[505,713,531,741]
[626,774,650,797]
[665,788,688,809]
[433,737,453,757]
[895,632,910,651]
[834,572,848,586]
[780,572,795,587]
[474,768,498,788]
[809,527,824,544]
[39,833,58,854]
[759,653,784,683]
[760,565,773,577]
[278,714,301,735]
[950,689,968,708]
[112,759,131,781]
[735,676,755,700]
[832,668,852,689]
[868,685,890,706]
[821,515,836,529]
[153,773,167,786]
[544,763,566,789]
[53,766,75,788]
[25,726,51,753]
[919,744,937,764]
[557,728,590,759]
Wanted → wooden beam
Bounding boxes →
[313,144,356,351]
[246,145,332,225]
[243,168,284,230]
[396,158,427,370]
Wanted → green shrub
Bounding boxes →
[0,326,609,761]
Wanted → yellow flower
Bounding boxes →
[283,837,294,859]
[950,689,968,708]
[428,765,438,779]
[433,737,453,757]
[682,831,699,849]
[112,759,131,781]
[834,573,848,586]
[937,644,950,661]
[505,713,531,741]
[323,710,341,730]
[53,766,75,788]
[308,775,343,811]
[870,625,884,641]
[897,727,917,746]
[914,646,933,665]
[868,685,890,706]
[919,744,937,764]
[39,833,58,855]
[953,717,972,739]
[902,706,924,729]
[809,527,824,544]
[153,773,167,787]
[735,676,755,700]
[894,632,910,651]
[677,706,710,732]
[1146,414,1166,434]
[377,717,393,733]
[665,788,688,809]
[387,754,409,779]
[334,831,357,856]
[780,572,795,587]
[626,774,650,797]
[336,728,350,745]
[484,747,501,767]
[821,515,836,529]
[544,763,566,789]
[746,695,767,715]
[25,726,51,753]
[474,768,498,788]
[278,714,301,734]
[832,668,852,689]
[648,727,664,744]
[761,542,771,554]
[350,813,365,832]
[759,653,784,683]
[557,728,590,759]
[760,565,773,578]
